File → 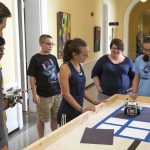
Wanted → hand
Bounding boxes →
[3,99,9,110]
[129,91,138,100]
[97,86,102,92]
[93,99,106,105]
[32,94,40,104]
[93,100,101,105]
[82,105,96,113]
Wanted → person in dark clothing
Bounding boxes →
[27,34,61,138]
[91,38,134,100]
[57,38,101,125]
[0,2,11,150]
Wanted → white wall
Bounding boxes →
[25,0,42,112]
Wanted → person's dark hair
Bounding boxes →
[0,2,11,23]
[142,36,150,62]
[63,38,87,63]
[110,38,124,51]
[39,34,52,43]
[0,36,5,46]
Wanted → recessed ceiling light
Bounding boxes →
[141,0,147,2]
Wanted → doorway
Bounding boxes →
[17,0,28,111]
[18,0,45,112]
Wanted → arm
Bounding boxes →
[130,75,140,99]
[0,145,8,150]
[57,73,63,96]
[3,98,9,110]
[29,76,40,104]
[93,76,102,92]
[91,57,103,92]
[128,59,135,83]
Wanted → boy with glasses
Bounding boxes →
[27,34,61,138]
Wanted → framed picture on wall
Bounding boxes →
[57,12,71,59]
[94,26,101,52]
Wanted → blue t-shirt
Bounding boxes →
[91,55,134,96]
[133,55,150,97]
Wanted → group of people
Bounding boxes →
[27,35,150,140]
[92,37,150,99]
[27,35,100,138]
[0,2,150,150]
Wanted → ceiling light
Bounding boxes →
[141,0,147,2]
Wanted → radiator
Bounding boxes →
[82,59,97,87]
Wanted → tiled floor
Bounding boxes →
[8,85,97,150]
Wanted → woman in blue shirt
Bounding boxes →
[91,38,134,100]
[57,38,100,125]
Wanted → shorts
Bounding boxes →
[36,94,61,122]
[0,102,7,149]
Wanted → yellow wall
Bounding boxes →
[109,0,150,60]
[0,0,103,87]
[0,0,16,85]
[109,0,131,39]
[47,0,103,65]
[0,0,104,87]
[3,0,150,86]
[143,15,150,36]
[129,0,150,59]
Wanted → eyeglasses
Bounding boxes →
[42,42,55,46]
[143,48,150,52]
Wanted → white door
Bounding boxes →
[24,0,42,112]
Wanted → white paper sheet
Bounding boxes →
[97,123,121,134]
[119,127,149,139]
[105,117,128,125]
[129,121,150,130]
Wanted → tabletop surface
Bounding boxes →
[24,94,150,150]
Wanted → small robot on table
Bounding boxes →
[124,99,140,116]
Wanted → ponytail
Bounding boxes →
[63,40,73,63]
